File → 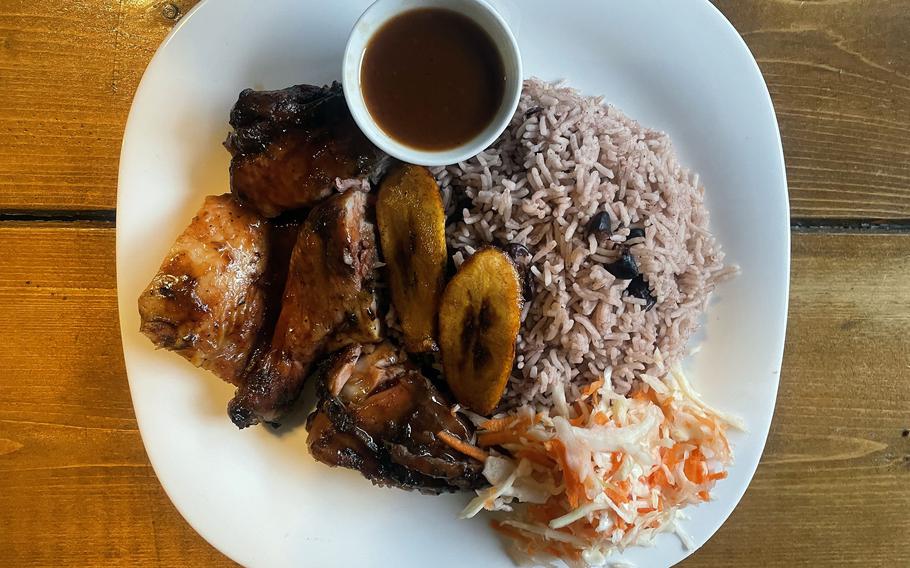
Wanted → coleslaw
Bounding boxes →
[458,361,743,567]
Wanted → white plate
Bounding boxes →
[116,1,789,566]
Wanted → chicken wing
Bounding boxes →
[138,194,291,385]
[224,82,389,217]
[307,343,484,493]
[228,188,381,428]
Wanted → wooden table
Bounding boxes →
[1,1,908,566]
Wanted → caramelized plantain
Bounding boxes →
[439,248,522,415]
[377,164,448,353]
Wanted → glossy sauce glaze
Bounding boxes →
[361,8,506,150]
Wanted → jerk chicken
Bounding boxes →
[137,194,289,385]
[228,188,381,428]
[139,81,494,496]
[225,82,389,218]
[307,343,484,493]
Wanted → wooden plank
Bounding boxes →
[0,0,200,211]
[689,230,910,566]
[713,0,910,220]
[0,224,233,567]
[1,1,908,221]
[0,224,907,565]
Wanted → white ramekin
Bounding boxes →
[342,0,522,167]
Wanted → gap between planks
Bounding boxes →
[4,211,910,234]
[0,210,116,223]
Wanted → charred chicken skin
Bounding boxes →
[141,84,495,502]
[228,188,381,428]
[224,82,389,218]
[307,343,484,493]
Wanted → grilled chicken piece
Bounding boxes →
[306,343,484,493]
[138,194,283,385]
[225,82,389,217]
[228,188,381,428]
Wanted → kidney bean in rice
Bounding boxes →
[432,78,734,410]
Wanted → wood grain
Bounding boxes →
[0,0,200,212]
[1,1,908,566]
[0,225,907,566]
[712,0,910,220]
[688,230,910,566]
[0,224,233,567]
[1,0,907,220]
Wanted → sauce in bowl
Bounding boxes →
[360,8,506,151]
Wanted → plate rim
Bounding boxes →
[116,0,790,565]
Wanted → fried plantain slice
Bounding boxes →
[439,248,522,415]
[377,164,448,353]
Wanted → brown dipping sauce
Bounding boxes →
[361,8,506,151]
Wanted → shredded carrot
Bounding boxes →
[631,389,651,402]
[605,479,631,505]
[467,367,735,562]
[580,379,604,400]
[664,444,686,468]
[683,448,707,484]
[648,463,674,492]
[515,448,553,467]
[633,387,673,420]
[436,430,487,462]
[569,414,587,427]
[549,439,585,508]
[707,471,728,482]
[605,486,628,505]
[479,416,521,432]
[648,469,666,490]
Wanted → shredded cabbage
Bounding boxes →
[461,366,738,567]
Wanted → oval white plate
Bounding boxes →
[117,1,789,566]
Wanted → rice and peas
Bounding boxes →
[431,79,740,566]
